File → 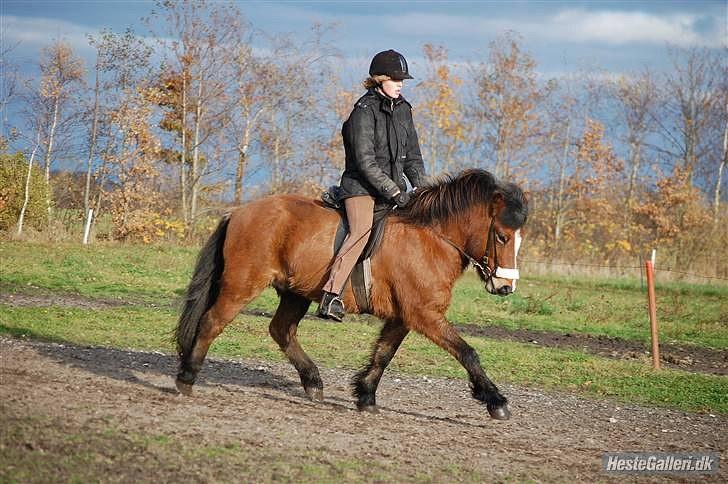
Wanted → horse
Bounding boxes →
[174,168,528,420]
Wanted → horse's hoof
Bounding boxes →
[175,380,193,396]
[488,404,511,420]
[358,405,380,414]
[305,387,324,402]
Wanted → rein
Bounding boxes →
[435,218,520,284]
[436,218,498,282]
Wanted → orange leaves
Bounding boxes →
[633,167,711,246]
[104,89,166,241]
[472,32,546,178]
[39,41,85,100]
[416,44,466,174]
[576,119,624,193]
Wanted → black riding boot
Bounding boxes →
[318,291,345,322]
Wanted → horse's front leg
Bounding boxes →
[352,320,409,412]
[409,312,510,420]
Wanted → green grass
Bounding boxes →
[447,272,728,349]
[1,303,726,414]
[2,240,727,413]
[2,241,726,348]
[0,242,196,303]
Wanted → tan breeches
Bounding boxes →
[323,195,375,294]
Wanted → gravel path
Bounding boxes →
[1,336,724,482]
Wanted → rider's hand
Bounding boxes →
[392,191,412,208]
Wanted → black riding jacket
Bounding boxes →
[339,88,426,200]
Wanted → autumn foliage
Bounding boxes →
[1,2,725,278]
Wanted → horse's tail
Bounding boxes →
[175,214,230,359]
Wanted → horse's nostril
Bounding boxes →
[497,285,512,296]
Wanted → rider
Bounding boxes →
[318,49,427,321]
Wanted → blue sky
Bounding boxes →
[3,0,726,83]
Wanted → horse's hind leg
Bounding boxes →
[177,277,267,394]
[352,320,409,412]
[268,292,323,401]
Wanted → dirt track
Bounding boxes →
[1,336,725,482]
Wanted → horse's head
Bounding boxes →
[398,169,528,296]
[479,183,528,296]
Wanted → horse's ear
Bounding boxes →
[490,191,505,217]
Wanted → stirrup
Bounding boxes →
[318,291,345,322]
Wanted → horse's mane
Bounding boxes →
[399,169,528,228]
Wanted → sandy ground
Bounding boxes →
[1,336,725,482]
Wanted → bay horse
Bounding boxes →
[175,169,528,420]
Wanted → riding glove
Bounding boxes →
[392,191,412,208]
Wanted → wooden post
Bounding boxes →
[645,260,660,369]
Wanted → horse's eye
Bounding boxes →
[496,233,508,245]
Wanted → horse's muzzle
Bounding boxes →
[496,285,513,296]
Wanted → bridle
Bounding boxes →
[437,218,520,287]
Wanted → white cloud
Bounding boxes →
[549,9,720,47]
[379,8,722,49]
[3,15,96,55]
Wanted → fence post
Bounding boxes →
[645,260,660,369]
[83,209,94,245]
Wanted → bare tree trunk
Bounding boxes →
[501,119,512,179]
[714,106,728,227]
[190,79,203,228]
[554,122,570,243]
[180,73,188,224]
[494,121,504,177]
[233,124,250,204]
[17,130,42,235]
[428,121,437,174]
[43,96,60,220]
[625,141,642,209]
[272,136,281,190]
[84,63,101,216]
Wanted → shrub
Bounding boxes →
[0,151,49,232]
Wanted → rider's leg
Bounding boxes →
[319,195,374,320]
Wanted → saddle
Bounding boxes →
[322,186,392,313]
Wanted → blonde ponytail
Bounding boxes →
[363,74,391,89]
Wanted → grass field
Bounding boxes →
[1,241,727,413]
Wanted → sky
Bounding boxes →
[3,0,726,84]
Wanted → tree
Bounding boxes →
[227,45,275,203]
[467,32,547,179]
[416,44,466,176]
[103,87,164,241]
[37,40,85,216]
[654,47,723,184]
[0,42,21,145]
[147,0,242,230]
[716,101,728,227]
[536,74,599,249]
[633,166,712,268]
[571,119,628,260]
[15,130,42,235]
[0,148,48,233]
[254,25,338,196]
[83,29,152,219]
[609,70,659,213]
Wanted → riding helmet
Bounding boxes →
[369,50,414,80]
